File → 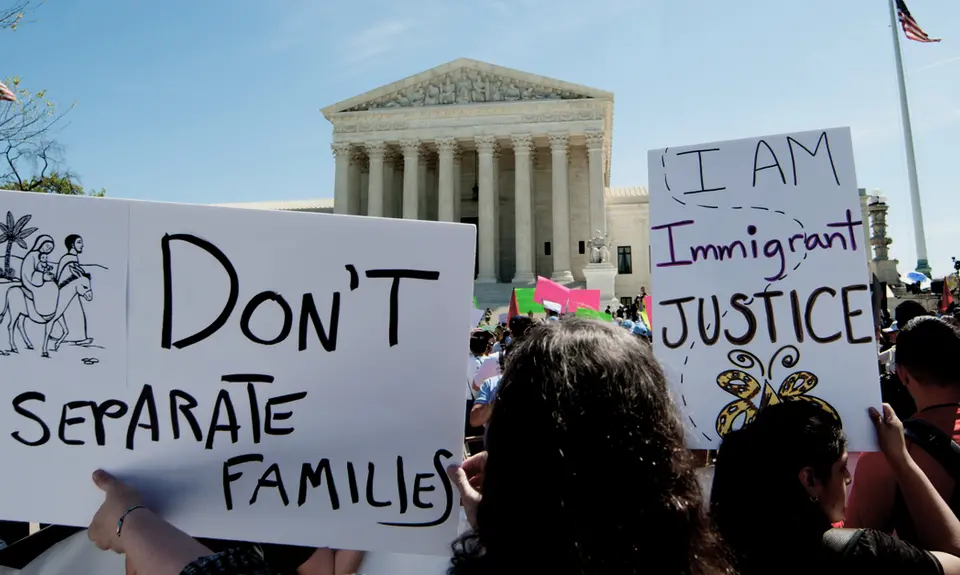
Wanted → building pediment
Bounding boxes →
[322,58,613,116]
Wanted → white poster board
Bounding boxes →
[0,191,476,555]
[648,128,880,451]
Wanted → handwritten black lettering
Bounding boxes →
[804,287,841,343]
[250,463,290,507]
[676,148,726,194]
[240,292,292,345]
[169,390,202,442]
[299,293,339,352]
[222,453,263,511]
[753,291,784,344]
[753,139,785,186]
[787,131,840,186]
[205,389,240,450]
[413,473,435,509]
[660,297,695,349]
[126,384,160,450]
[298,460,340,509]
[725,293,757,345]
[365,269,441,347]
[11,392,50,447]
[58,401,91,446]
[161,233,239,350]
[264,392,307,437]
[841,284,872,344]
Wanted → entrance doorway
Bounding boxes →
[461,217,479,279]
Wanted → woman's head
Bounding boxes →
[452,318,732,575]
[711,401,848,570]
[31,235,55,254]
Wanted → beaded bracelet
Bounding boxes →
[116,505,146,537]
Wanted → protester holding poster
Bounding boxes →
[712,401,960,574]
[85,319,735,575]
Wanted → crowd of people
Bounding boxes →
[9,289,960,574]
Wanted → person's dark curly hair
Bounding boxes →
[449,318,734,575]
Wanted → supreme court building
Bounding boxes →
[222,58,890,309]
[225,58,652,308]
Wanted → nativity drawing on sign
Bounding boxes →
[714,345,838,437]
[0,211,105,362]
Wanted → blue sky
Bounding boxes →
[4,0,959,275]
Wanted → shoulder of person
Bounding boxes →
[824,528,942,573]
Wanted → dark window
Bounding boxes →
[578,240,585,254]
[545,242,551,256]
[617,246,633,274]
[620,297,633,307]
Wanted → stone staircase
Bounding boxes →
[473,280,585,313]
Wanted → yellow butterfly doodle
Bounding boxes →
[715,345,838,437]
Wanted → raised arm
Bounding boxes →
[872,405,960,556]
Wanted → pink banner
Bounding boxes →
[643,295,653,327]
[567,289,601,311]
[533,276,570,307]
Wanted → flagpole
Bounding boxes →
[888,0,932,277]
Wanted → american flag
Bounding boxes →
[0,81,14,103]
[897,0,941,43]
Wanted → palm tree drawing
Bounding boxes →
[0,211,37,279]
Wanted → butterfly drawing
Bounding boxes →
[714,345,839,437]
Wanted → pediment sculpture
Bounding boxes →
[344,69,590,112]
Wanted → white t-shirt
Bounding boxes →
[466,355,486,400]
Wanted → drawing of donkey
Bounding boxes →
[0,262,93,357]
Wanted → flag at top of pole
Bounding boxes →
[897,0,941,43]
[0,81,15,103]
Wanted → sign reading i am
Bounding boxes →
[648,127,880,451]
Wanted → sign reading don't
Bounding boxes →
[0,190,476,556]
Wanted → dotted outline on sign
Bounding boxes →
[660,148,808,443]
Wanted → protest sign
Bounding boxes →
[0,190,476,555]
[513,288,544,314]
[648,128,880,451]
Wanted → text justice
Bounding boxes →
[658,284,873,350]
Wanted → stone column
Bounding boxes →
[492,145,501,280]
[452,148,463,223]
[585,130,606,237]
[400,139,421,219]
[511,134,535,284]
[391,158,404,218]
[418,148,430,220]
[437,137,457,222]
[476,135,498,283]
[359,155,369,216]
[382,149,396,218]
[332,143,352,215]
[365,141,386,217]
[348,149,363,215]
[425,154,438,220]
[549,133,575,283]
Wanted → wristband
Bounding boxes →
[116,505,146,537]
